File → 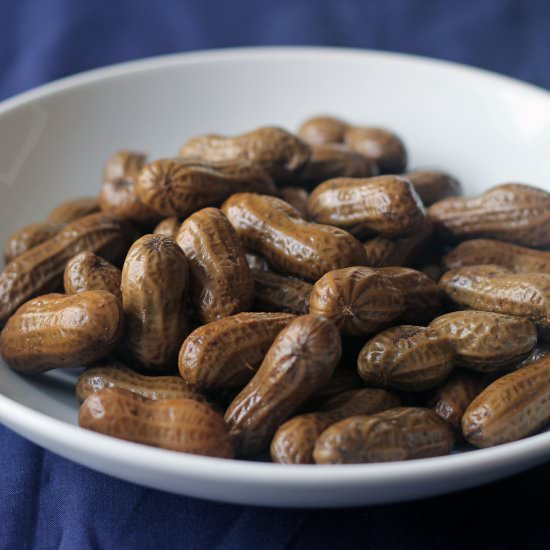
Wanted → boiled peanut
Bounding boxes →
[279,187,310,218]
[428,311,537,372]
[344,127,407,173]
[314,407,454,464]
[0,291,123,373]
[299,143,378,188]
[304,368,365,410]
[102,150,147,182]
[462,355,550,447]
[405,169,461,205]
[443,239,550,274]
[440,265,550,334]
[178,312,295,389]
[178,126,311,182]
[307,176,426,239]
[225,315,341,456]
[121,234,189,371]
[64,252,121,300]
[0,213,129,324]
[76,362,205,403]
[309,266,405,336]
[517,346,550,369]
[252,269,312,315]
[428,183,550,247]
[4,220,63,263]
[79,388,234,458]
[357,326,455,391]
[222,193,367,281]
[99,177,161,224]
[271,388,399,464]
[136,158,276,217]
[153,217,180,239]
[176,207,253,322]
[375,267,441,324]
[5,196,100,262]
[297,115,349,145]
[362,219,433,267]
[47,197,100,224]
[429,370,487,430]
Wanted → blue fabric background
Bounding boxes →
[1,0,550,548]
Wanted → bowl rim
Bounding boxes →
[1,46,550,487]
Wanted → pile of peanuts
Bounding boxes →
[1,115,550,465]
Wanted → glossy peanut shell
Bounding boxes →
[102,150,147,182]
[440,265,550,334]
[428,311,537,372]
[443,239,550,274]
[252,269,312,315]
[297,115,349,145]
[428,183,550,247]
[462,355,550,447]
[405,169,461,205]
[0,291,123,373]
[178,126,311,182]
[76,362,205,403]
[121,234,189,371]
[309,266,405,336]
[47,197,100,224]
[358,325,455,391]
[313,407,454,464]
[79,388,234,458]
[136,158,276,217]
[4,220,63,263]
[0,213,129,324]
[178,312,296,389]
[177,207,253,322]
[307,176,426,239]
[222,193,367,282]
[64,252,122,300]
[279,187,310,218]
[225,315,342,456]
[153,217,181,239]
[271,388,399,464]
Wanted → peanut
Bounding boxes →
[76,362,205,403]
[304,368,365,410]
[462,355,550,447]
[428,311,537,372]
[440,265,550,334]
[0,213,129,324]
[4,220,63,263]
[102,150,147,182]
[245,251,270,272]
[176,207,253,322]
[428,183,550,247]
[299,143,378,188]
[307,176,426,239]
[443,239,550,274]
[309,266,405,336]
[271,388,399,464]
[178,312,296,389]
[225,315,341,456]
[153,217,180,239]
[121,234,189,371]
[0,291,123,373]
[375,267,441,324]
[428,370,487,430]
[357,325,455,391]
[405,169,461,205]
[314,407,454,464]
[79,388,234,458]
[222,193,367,281]
[64,252,121,300]
[178,126,311,182]
[136,158,276,217]
[252,269,312,315]
[279,187,310,218]
[297,115,349,145]
[46,197,100,224]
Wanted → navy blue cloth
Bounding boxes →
[2,1,550,548]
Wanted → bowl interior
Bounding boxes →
[1,47,550,428]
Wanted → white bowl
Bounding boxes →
[1,47,550,508]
